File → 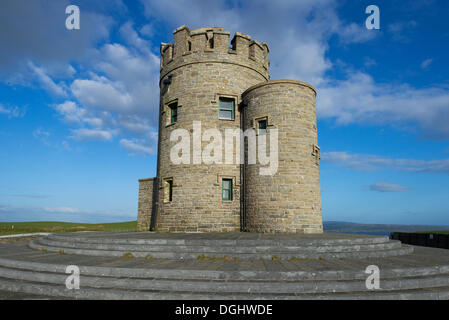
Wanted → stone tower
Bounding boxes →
[137,25,323,234]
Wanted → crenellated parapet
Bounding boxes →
[159,25,270,85]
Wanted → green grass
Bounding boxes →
[418,231,449,235]
[0,221,137,236]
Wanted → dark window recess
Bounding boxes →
[258,119,267,134]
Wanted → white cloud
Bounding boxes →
[54,101,107,129]
[421,58,433,70]
[388,20,418,42]
[0,104,26,118]
[136,0,449,141]
[32,127,51,146]
[118,115,154,135]
[28,61,67,97]
[5,0,446,159]
[0,0,113,76]
[120,128,158,156]
[46,26,160,154]
[71,77,133,112]
[68,39,160,122]
[140,0,449,144]
[317,72,449,139]
[0,193,50,199]
[61,140,71,151]
[0,105,8,115]
[33,126,78,151]
[54,23,161,154]
[120,139,155,156]
[0,203,135,223]
[43,206,79,213]
[337,23,378,44]
[364,57,377,68]
[119,22,151,52]
[276,37,332,85]
[139,24,154,37]
[70,128,116,141]
[54,101,87,122]
[368,182,409,193]
[33,127,50,139]
[322,151,449,173]
[140,0,376,85]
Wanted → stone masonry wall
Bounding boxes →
[137,178,155,231]
[242,80,323,234]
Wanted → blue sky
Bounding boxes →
[0,0,448,225]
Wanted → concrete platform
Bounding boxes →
[0,232,448,300]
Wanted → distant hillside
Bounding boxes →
[0,221,137,236]
[324,221,449,234]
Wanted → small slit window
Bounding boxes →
[258,119,267,134]
[169,102,178,124]
[222,179,232,201]
[164,179,173,202]
[218,97,235,120]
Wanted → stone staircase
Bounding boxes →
[1,232,448,300]
[28,233,413,260]
[0,256,449,299]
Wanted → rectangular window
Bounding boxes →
[258,119,267,134]
[169,102,178,124]
[219,97,235,120]
[222,179,232,201]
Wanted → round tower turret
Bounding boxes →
[242,80,323,234]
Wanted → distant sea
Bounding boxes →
[337,231,391,236]
[323,221,449,236]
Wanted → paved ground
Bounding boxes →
[0,236,38,244]
[1,236,449,272]
[1,234,449,300]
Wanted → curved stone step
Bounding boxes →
[1,276,449,300]
[1,257,448,282]
[1,264,449,294]
[46,233,392,247]
[29,239,414,260]
[37,237,402,254]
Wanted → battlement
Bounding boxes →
[160,25,270,80]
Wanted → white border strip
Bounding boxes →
[0,233,51,239]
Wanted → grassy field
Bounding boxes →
[419,231,449,234]
[0,221,137,236]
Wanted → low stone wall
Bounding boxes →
[391,232,449,249]
[137,178,156,232]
